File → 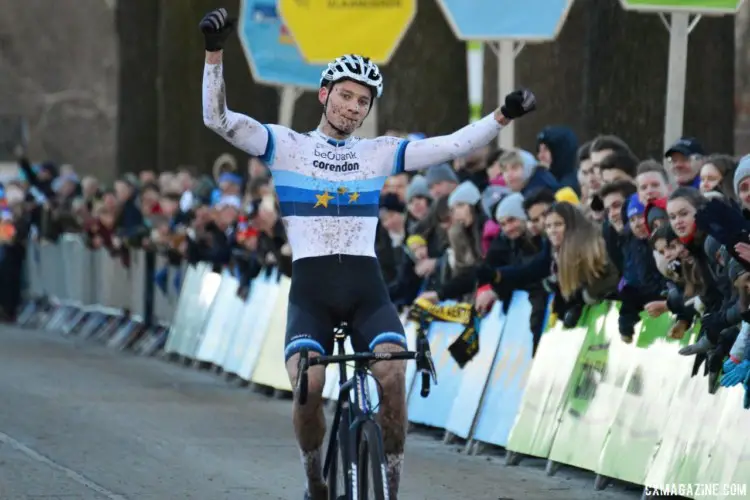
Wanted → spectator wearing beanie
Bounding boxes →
[484,192,547,354]
[405,175,431,235]
[425,163,459,199]
[498,149,560,197]
[479,185,511,256]
[734,155,750,211]
[446,180,486,271]
[417,181,485,304]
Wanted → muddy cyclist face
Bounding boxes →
[319,80,372,135]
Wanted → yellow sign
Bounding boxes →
[278,0,417,64]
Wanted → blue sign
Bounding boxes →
[436,0,574,41]
[238,0,326,89]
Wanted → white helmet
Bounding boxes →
[320,54,383,99]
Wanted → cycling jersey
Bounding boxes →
[202,61,507,358]
[202,61,505,261]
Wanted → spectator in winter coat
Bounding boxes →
[498,149,560,197]
[536,125,580,193]
[482,192,548,354]
[617,194,669,343]
[599,180,637,278]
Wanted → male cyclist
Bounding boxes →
[199,8,536,499]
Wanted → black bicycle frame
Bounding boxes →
[323,333,377,500]
[297,321,436,500]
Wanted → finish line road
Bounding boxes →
[0,325,640,500]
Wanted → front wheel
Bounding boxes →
[356,420,387,500]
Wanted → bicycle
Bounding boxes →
[297,321,437,500]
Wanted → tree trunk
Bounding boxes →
[485,0,734,157]
[116,0,159,177]
[154,0,279,177]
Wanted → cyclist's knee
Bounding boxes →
[371,342,407,387]
[369,332,407,354]
[286,352,326,397]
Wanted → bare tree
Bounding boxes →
[0,0,117,178]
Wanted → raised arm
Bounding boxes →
[401,89,536,172]
[200,8,270,157]
[202,51,269,156]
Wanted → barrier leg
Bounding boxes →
[545,459,560,476]
[504,450,523,466]
[443,431,458,445]
[62,310,88,335]
[594,474,611,490]
[16,301,38,326]
[107,319,142,350]
[137,326,170,356]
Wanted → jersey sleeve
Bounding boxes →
[202,62,276,163]
[400,114,503,172]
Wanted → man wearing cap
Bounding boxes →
[665,137,705,188]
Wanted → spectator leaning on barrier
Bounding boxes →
[484,191,547,354]
[417,181,485,304]
[599,179,637,274]
[616,193,669,343]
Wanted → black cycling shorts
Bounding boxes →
[284,254,407,361]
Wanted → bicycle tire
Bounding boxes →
[327,437,346,500]
[356,420,387,500]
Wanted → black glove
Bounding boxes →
[500,89,536,120]
[199,8,236,52]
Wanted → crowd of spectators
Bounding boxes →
[2,124,750,407]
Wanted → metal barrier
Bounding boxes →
[19,233,181,354]
[14,236,750,500]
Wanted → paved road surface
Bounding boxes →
[0,325,642,500]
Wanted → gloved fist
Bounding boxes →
[199,8,236,52]
[500,89,536,120]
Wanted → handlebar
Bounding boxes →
[296,336,437,406]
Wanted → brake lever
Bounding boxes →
[416,333,438,385]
